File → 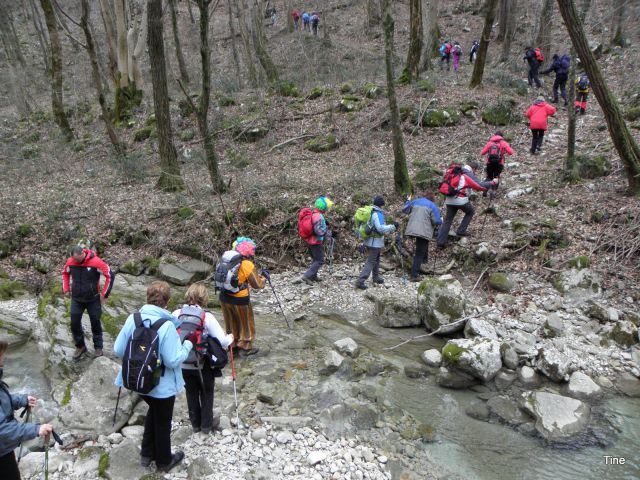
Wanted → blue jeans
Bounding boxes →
[70,297,103,349]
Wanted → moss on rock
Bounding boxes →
[482,98,518,126]
[305,134,340,153]
[133,126,155,142]
[568,255,591,269]
[575,154,611,179]
[414,108,461,128]
[488,272,515,293]
[244,205,270,224]
[416,79,436,93]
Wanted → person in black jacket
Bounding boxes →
[524,46,543,88]
[542,54,570,106]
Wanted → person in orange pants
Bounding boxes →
[575,73,590,115]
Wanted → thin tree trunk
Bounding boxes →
[0,8,26,67]
[226,0,242,86]
[114,0,129,87]
[147,0,184,191]
[499,0,518,62]
[420,0,439,71]
[235,0,258,86]
[187,0,195,23]
[381,0,411,195]
[99,0,118,84]
[29,0,51,72]
[0,9,32,116]
[285,0,294,32]
[402,0,423,83]
[130,1,148,88]
[469,0,499,89]
[249,0,278,84]
[535,0,554,63]
[39,0,73,141]
[80,0,123,155]
[557,0,640,193]
[168,0,190,84]
[496,0,508,42]
[611,0,626,47]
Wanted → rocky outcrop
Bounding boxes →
[552,268,602,305]
[536,347,572,382]
[566,371,603,400]
[369,290,422,328]
[158,259,213,286]
[521,391,591,442]
[441,338,502,382]
[417,275,467,334]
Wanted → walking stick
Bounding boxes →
[266,278,291,329]
[229,347,241,438]
[17,406,30,463]
[112,387,121,427]
[393,233,408,285]
[326,237,336,274]
[43,432,50,480]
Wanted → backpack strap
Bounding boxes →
[151,318,169,332]
[133,312,143,328]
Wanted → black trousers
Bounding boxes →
[141,395,175,466]
[552,75,567,103]
[531,129,545,153]
[183,368,215,431]
[436,203,475,247]
[528,64,542,87]
[0,452,20,480]
[70,297,103,349]
[485,161,504,180]
[303,244,324,280]
[411,237,429,278]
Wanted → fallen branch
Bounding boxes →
[266,134,315,153]
[384,308,497,351]
[471,266,490,293]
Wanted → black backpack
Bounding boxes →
[121,313,168,394]
[487,142,502,165]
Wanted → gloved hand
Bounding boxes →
[357,244,366,254]
[185,332,199,346]
[261,268,271,282]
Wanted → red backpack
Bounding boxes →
[535,47,545,62]
[438,163,463,196]
[298,208,314,239]
[445,43,452,55]
[487,142,502,164]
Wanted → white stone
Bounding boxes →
[334,338,360,358]
[421,349,442,368]
[521,391,590,442]
[567,371,602,400]
[308,451,328,466]
[324,351,345,372]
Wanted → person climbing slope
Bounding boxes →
[452,41,463,72]
[469,39,479,63]
[575,72,590,115]
[480,131,514,183]
[525,95,557,155]
[542,53,571,106]
[402,193,442,282]
[439,40,452,71]
[524,46,544,89]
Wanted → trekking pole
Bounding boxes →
[43,432,49,480]
[112,387,121,427]
[266,278,291,329]
[17,406,30,464]
[393,233,408,285]
[479,194,493,238]
[326,237,335,274]
[229,347,241,438]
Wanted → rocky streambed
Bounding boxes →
[1,259,639,479]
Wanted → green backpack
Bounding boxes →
[354,205,375,239]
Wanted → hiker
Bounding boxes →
[452,41,463,71]
[311,12,320,36]
[525,95,557,155]
[292,8,300,30]
[469,40,479,63]
[0,339,54,479]
[436,163,497,248]
[299,196,333,285]
[113,281,193,472]
[217,237,266,358]
[62,245,114,360]
[523,46,543,88]
[173,284,233,434]
[542,54,571,106]
[439,40,452,71]
[302,11,310,32]
[402,193,442,282]
[575,72,590,115]
[355,196,397,290]
[480,131,514,183]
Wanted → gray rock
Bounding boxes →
[188,457,214,478]
[501,344,519,370]
[474,242,497,262]
[126,400,147,426]
[494,370,518,390]
[464,318,498,340]
[586,302,612,322]
[179,259,214,280]
[158,262,193,286]
[119,260,145,276]
[73,447,104,476]
[436,367,477,389]
[542,296,562,312]
[488,272,515,293]
[251,428,267,441]
[275,430,295,444]
[324,350,344,373]
[442,338,503,381]
[465,401,490,421]
[544,314,565,337]
[511,330,538,355]
[487,396,528,425]
[259,416,313,429]
[521,391,591,442]
[610,320,638,347]
[105,439,149,480]
[552,268,602,304]
[496,294,517,306]
[567,371,603,400]
[20,451,72,479]
[121,425,144,443]
[421,349,442,368]
[536,347,572,382]
[518,366,541,386]
[616,372,640,398]
[307,451,328,466]
[334,337,360,358]
[404,364,429,378]
[369,290,422,328]
[418,275,467,334]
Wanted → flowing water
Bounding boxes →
[3,341,51,400]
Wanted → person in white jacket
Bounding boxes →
[173,283,233,434]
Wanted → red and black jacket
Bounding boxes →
[61,249,114,302]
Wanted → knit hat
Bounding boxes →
[314,196,334,211]
[537,95,545,102]
[373,195,385,207]
[234,237,256,257]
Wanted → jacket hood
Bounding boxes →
[489,135,504,142]
[533,100,546,106]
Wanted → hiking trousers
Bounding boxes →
[411,237,429,278]
[303,244,324,280]
[531,129,545,153]
[552,75,568,104]
[528,64,542,88]
[140,395,175,467]
[575,91,588,111]
[221,301,256,351]
[440,55,450,70]
[183,368,216,432]
[437,203,475,247]
[70,297,103,349]
[0,451,20,480]
[485,161,504,181]
[358,247,382,283]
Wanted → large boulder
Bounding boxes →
[610,320,638,347]
[418,275,467,334]
[567,371,603,400]
[552,268,602,305]
[57,357,137,436]
[441,338,502,382]
[368,290,422,328]
[158,260,213,286]
[487,395,529,426]
[521,391,591,442]
[536,347,572,382]
[464,318,498,340]
[103,439,149,480]
[0,308,32,345]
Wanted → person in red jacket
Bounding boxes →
[291,8,300,30]
[480,131,515,182]
[61,246,114,359]
[525,95,557,155]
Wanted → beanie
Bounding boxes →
[373,195,385,207]
[314,196,334,211]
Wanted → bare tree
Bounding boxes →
[469,0,499,89]
[248,0,279,83]
[28,0,51,72]
[557,0,640,193]
[147,0,184,191]
[227,0,242,86]
[499,0,518,62]
[401,0,423,83]
[381,0,411,195]
[235,0,258,86]
[420,0,440,71]
[496,0,508,42]
[98,0,118,83]
[535,0,554,62]
[366,0,381,30]
[39,0,74,141]
[168,0,190,84]
[611,0,626,47]
[285,0,294,32]
[0,6,32,116]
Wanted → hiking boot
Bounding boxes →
[156,451,184,472]
[456,232,470,237]
[355,281,368,290]
[140,456,152,467]
[373,278,384,285]
[409,276,422,283]
[239,348,260,358]
[580,108,586,115]
[72,346,87,360]
[192,427,201,434]
[94,348,104,358]
[301,276,315,286]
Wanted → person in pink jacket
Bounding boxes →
[525,95,557,155]
[480,131,515,182]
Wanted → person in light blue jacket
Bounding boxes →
[113,281,193,473]
[356,196,397,290]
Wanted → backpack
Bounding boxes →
[297,208,314,239]
[438,163,464,196]
[445,43,452,55]
[559,55,571,74]
[439,44,446,56]
[454,45,462,55]
[178,306,228,370]
[312,15,319,25]
[214,250,246,294]
[354,205,376,239]
[535,48,544,62]
[121,313,168,394]
[487,142,502,165]
[577,74,590,90]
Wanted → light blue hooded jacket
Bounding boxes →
[363,206,396,249]
[113,304,193,399]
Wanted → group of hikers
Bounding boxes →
[439,39,477,71]
[291,8,320,35]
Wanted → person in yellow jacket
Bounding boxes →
[575,73,590,115]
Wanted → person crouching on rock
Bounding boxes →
[217,237,266,358]
[173,283,233,434]
[0,339,54,480]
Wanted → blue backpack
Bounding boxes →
[559,55,571,74]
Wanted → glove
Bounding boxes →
[261,268,271,281]
[185,332,198,346]
[357,244,366,254]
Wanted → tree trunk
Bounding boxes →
[168,0,190,84]
[381,0,411,196]
[227,0,242,86]
[28,0,51,72]
[80,0,123,155]
[0,8,26,67]
[114,0,129,87]
[367,0,381,29]
[401,0,423,83]
[196,0,224,192]
[99,0,118,84]
[469,0,498,89]
[235,0,258,86]
[129,1,148,88]
[420,0,439,71]
[249,0,278,84]
[39,0,73,141]
[147,0,184,191]
[557,0,640,193]
[187,0,195,23]
[499,0,518,61]
[0,8,33,116]
[285,0,294,32]
[611,0,626,47]
[496,0,508,42]
[535,0,554,63]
